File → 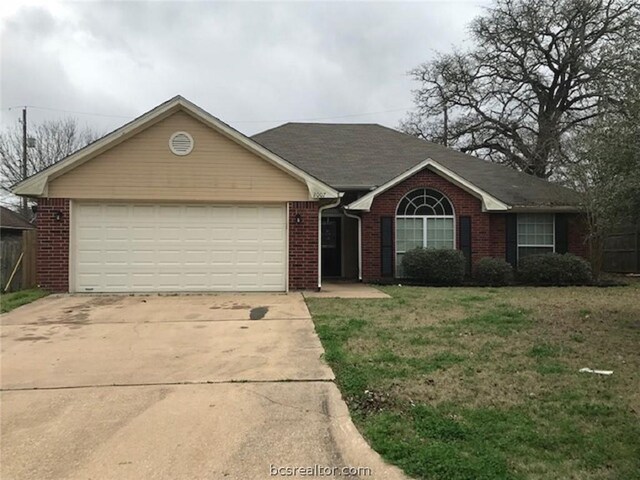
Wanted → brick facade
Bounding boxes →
[32,190,587,292]
[360,169,589,281]
[36,198,70,292]
[361,169,492,281]
[288,201,319,290]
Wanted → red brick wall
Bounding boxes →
[36,198,70,292]
[361,169,492,280]
[288,201,319,290]
[36,199,321,293]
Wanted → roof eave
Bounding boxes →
[507,205,583,213]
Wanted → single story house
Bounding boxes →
[12,96,586,293]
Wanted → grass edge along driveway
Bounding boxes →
[307,285,640,480]
[1,289,48,313]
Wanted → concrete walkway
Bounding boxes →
[1,293,406,480]
[304,282,390,299]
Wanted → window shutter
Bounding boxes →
[381,217,394,277]
[555,214,569,254]
[459,216,472,275]
[505,214,518,267]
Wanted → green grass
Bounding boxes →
[307,285,640,480]
[1,289,48,313]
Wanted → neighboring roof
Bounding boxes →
[11,96,339,200]
[252,123,582,210]
[0,206,34,230]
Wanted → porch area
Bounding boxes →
[304,281,390,299]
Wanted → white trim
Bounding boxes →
[68,200,75,293]
[12,96,339,200]
[516,213,556,261]
[285,202,290,293]
[345,158,510,212]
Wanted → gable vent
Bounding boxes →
[169,131,194,155]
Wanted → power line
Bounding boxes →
[5,105,132,119]
[3,104,412,123]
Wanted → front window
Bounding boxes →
[396,188,455,276]
[517,213,555,259]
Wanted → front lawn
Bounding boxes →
[1,289,48,313]
[307,285,640,480]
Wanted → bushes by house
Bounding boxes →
[474,257,514,286]
[399,250,592,287]
[518,253,593,286]
[401,248,466,285]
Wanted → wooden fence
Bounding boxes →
[1,230,37,292]
[603,226,640,274]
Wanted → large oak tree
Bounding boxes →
[401,0,640,179]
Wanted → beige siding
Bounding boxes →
[48,111,309,201]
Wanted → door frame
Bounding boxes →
[321,213,344,278]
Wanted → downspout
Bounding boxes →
[342,208,362,282]
[318,197,342,291]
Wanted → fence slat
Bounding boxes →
[603,226,640,273]
[1,230,37,292]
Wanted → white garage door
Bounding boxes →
[73,203,287,292]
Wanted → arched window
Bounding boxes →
[396,188,455,276]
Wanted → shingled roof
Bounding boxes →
[252,123,581,209]
[0,206,34,230]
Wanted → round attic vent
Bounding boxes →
[169,131,194,155]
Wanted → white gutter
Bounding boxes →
[318,197,342,290]
[342,208,362,282]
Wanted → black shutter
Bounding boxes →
[506,214,518,267]
[459,216,472,275]
[555,214,569,254]
[381,217,394,277]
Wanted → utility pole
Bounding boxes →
[443,102,448,147]
[21,107,27,214]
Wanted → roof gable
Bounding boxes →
[346,159,509,212]
[12,96,338,200]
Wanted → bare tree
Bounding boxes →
[0,118,99,214]
[399,55,458,146]
[402,0,640,179]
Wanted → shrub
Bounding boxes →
[518,253,593,286]
[474,257,514,286]
[401,248,466,285]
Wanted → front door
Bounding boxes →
[321,217,341,277]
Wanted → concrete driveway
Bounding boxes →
[1,294,406,480]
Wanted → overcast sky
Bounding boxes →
[1,0,486,139]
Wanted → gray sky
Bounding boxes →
[1,0,485,138]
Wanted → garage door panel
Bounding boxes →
[74,203,287,292]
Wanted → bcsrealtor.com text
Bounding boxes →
[269,464,372,477]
